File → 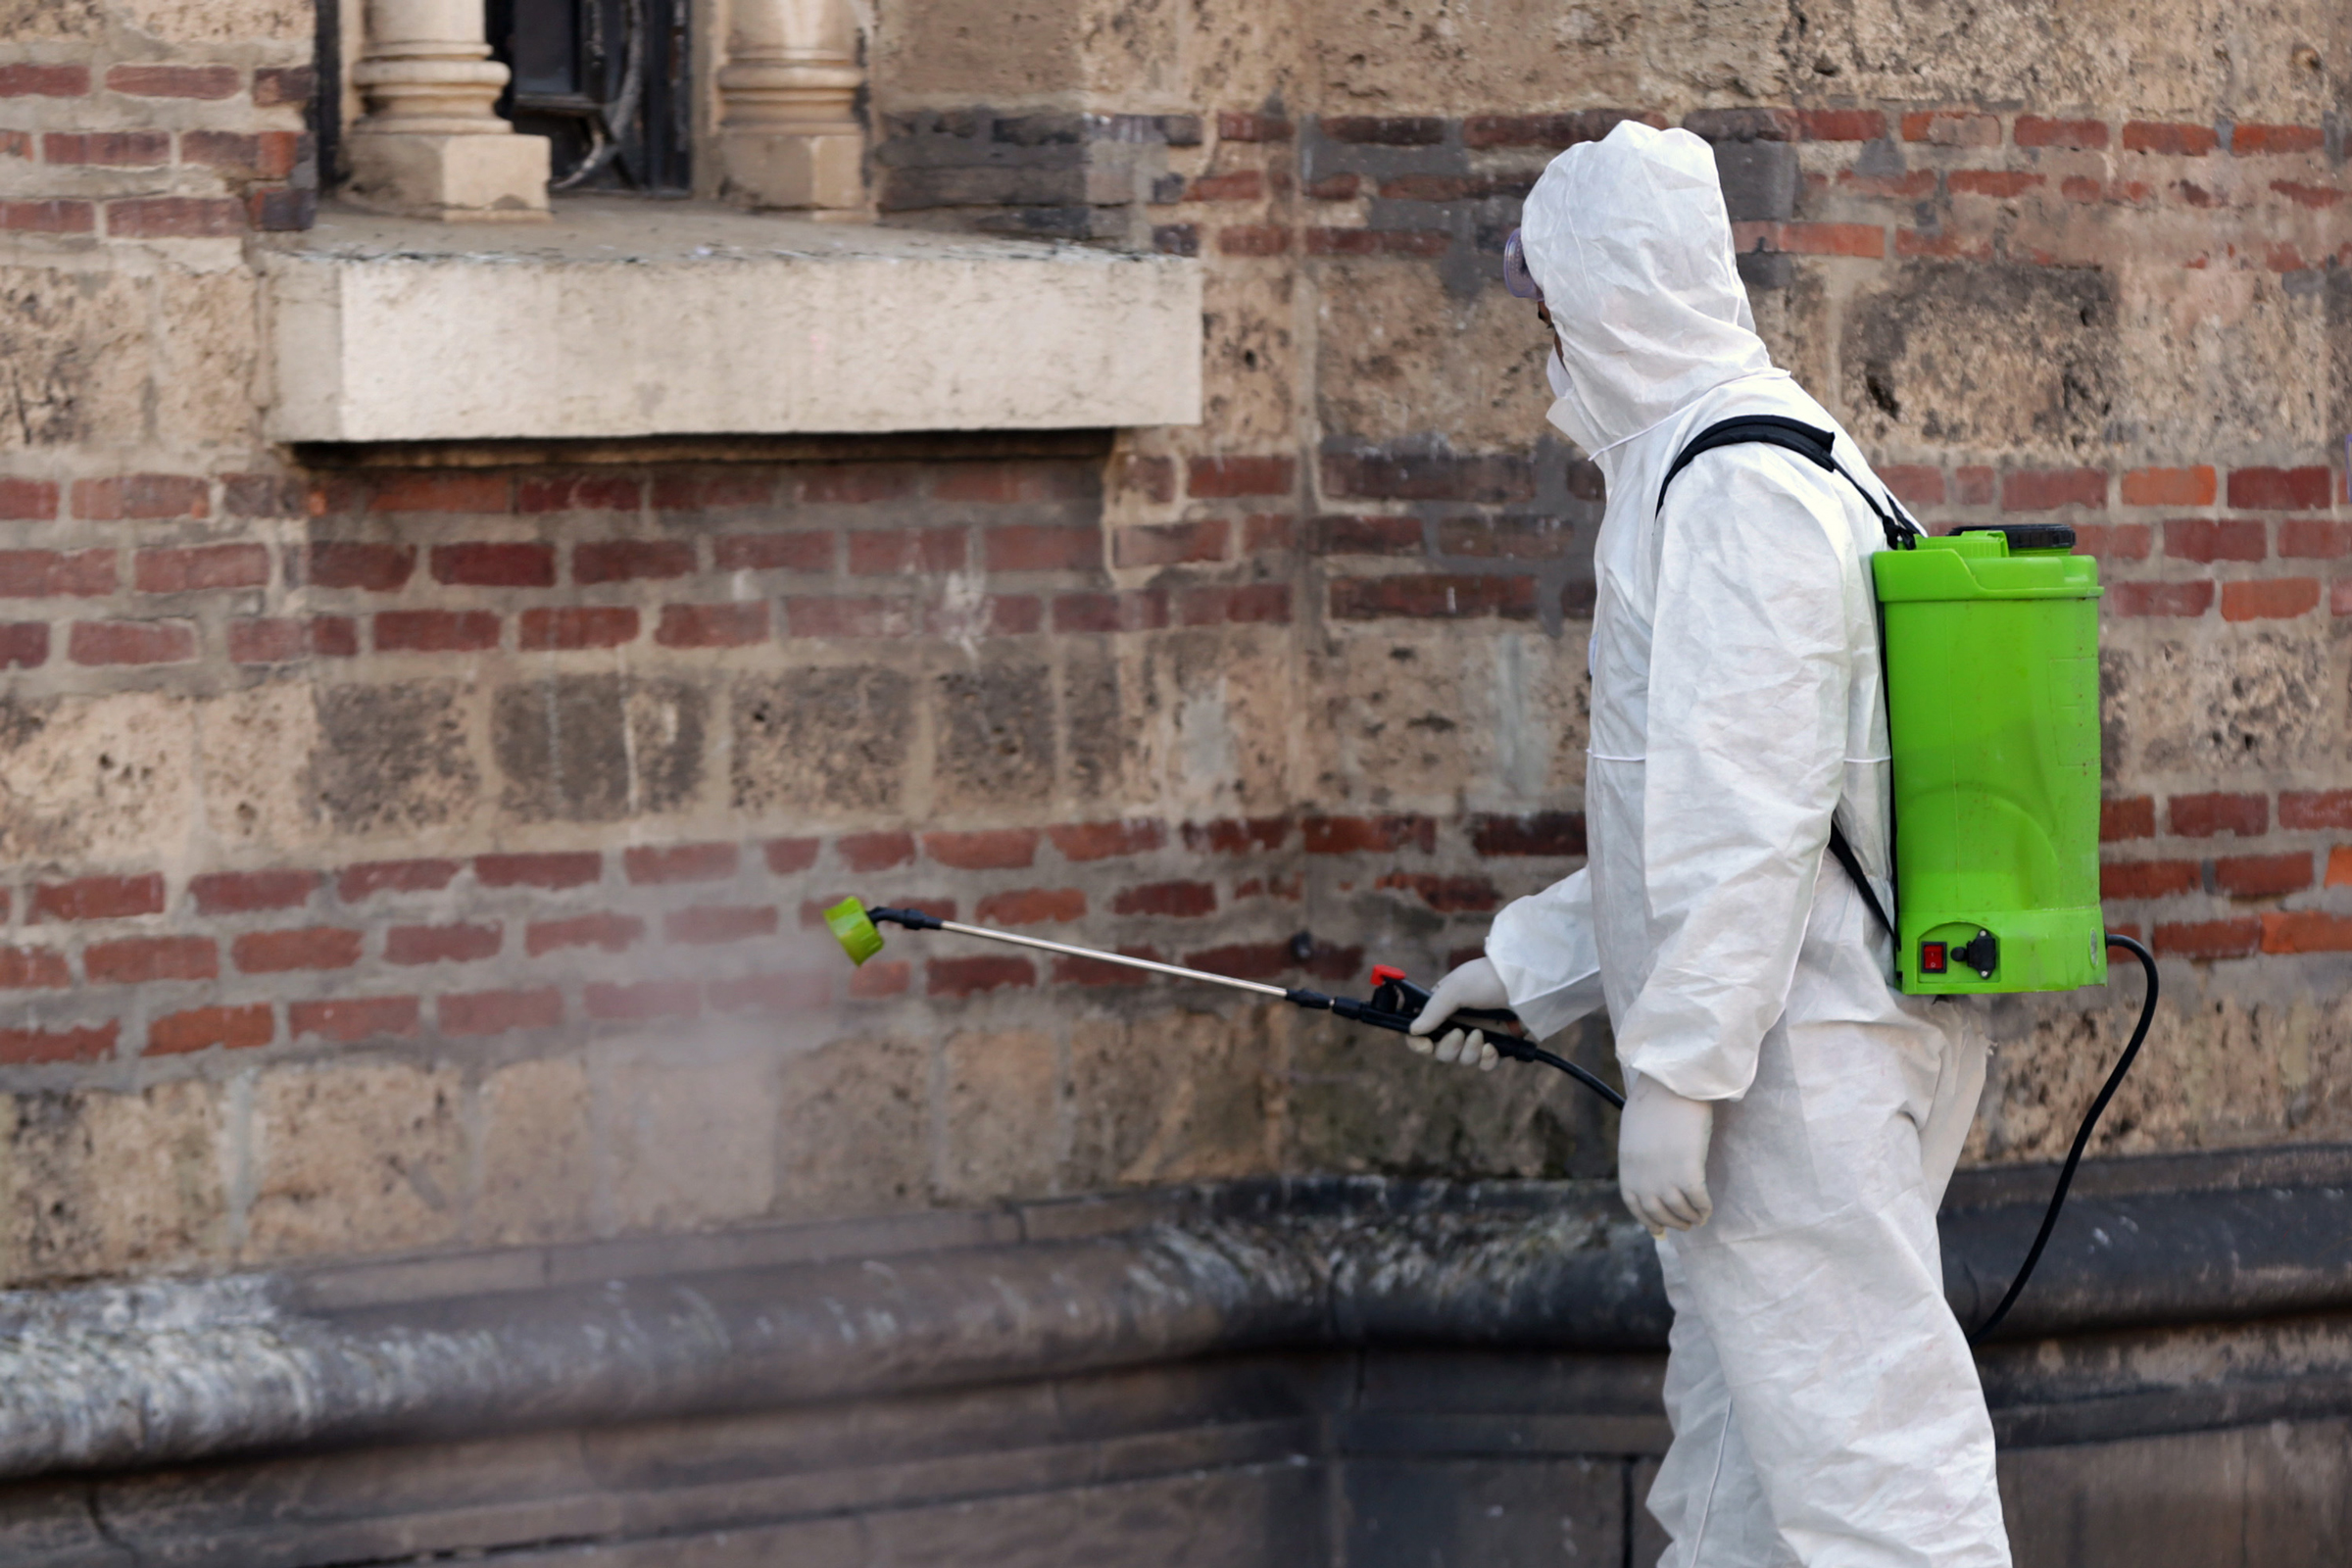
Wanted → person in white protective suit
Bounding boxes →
[1406,121,2010,1566]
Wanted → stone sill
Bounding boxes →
[260,200,1202,445]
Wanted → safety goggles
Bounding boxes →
[1502,228,1543,302]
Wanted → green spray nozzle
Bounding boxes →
[824,898,885,966]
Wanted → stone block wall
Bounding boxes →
[0,0,2346,1296]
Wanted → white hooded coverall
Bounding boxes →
[1487,122,2009,1565]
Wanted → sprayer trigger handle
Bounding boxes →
[1369,965,1407,986]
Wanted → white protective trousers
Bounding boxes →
[1485,122,2010,1564]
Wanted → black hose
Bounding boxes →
[1966,932,2159,1344]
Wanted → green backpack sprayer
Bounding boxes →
[823,416,2157,1342]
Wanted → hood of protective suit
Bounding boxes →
[1519,122,1782,457]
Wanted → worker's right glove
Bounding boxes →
[1405,956,1510,1070]
[1617,1071,1715,1238]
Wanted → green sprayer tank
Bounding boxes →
[1873,525,2105,995]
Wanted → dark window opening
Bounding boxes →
[487,0,691,196]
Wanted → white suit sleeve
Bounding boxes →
[1615,454,1856,1101]
[1484,867,1606,1042]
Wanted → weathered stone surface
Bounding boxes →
[775,1035,930,1219]
[307,682,481,837]
[932,662,1057,810]
[0,264,149,452]
[939,1028,1058,1202]
[153,265,263,451]
[0,693,200,866]
[1068,1006,1274,1187]
[1316,262,1553,451]
[0,1082,225,1286]
[246,1064,466,1262]
[493,675,707,824]
[732,667,915,817]
[600,1036,778,1233]
[198,683,327,854]
[1311,628,1588,811]
[476,1056,594,1247]
[118,0,311,41]
[2101,627,2332,780]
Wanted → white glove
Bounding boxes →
[1405,956,1509,1071]
[1618,1071,1715,1236]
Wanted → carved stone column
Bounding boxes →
[347,0,552,220]
[717,0,866,214]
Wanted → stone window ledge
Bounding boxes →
[261,201,1202,446]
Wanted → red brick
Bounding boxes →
[1902,111,2001,147]
[932,463,1088,505]
[1187,456,1297,498]
[0,622,45,668]
[2279,520,2352,559]
[2215,853,2312,899]
[233,927,361,973]
[73,474,208,520]
[0,549,116,597]
[106,64,239,98]
[475,852,601,890]
[839,831,916,872]
[1241,514,1295,553]
[1217,112,1295,142]
[657,601,769,647]
[585,979,701,1022]
[83,935,215,984]
[645,469,776,510]
[712,530,832,572]
[251,66,315,107]
[2109,580,2213,616]
[974,887,1088,925]
[1893,228,1993,261]
[33,874,165,922]
[2070,523,2152,561]
[1840,169,1940,200]
[784,465,909,505]
[2230,123,2325,156]
[573,538,695,583]
[660,905,775,946]
[2329,848,2352,888]
[518,605,639,650]
[2123,122,2216,157]
[1040,820,1161,863]
[1329,574,1536,620]
[289,996,420,1044]
[1052,589,1168,634]
[69,619,195,665]
[1315,514,1424,555]
[1181,941,1293,982]
[1047,947,1159,987]
[2221,578,2319,621]
[1218,224,1293,256]
[981,524,1098,573]
[2272,180,2346,211]
[1876,466,1944,507]
[338,859,460,900]
[431,541,554,587]
[1185,169,1265,202]
[2170,792,2267,838]
[0,478,58,520]
[245,186,317,233]
[106,196,244,238]
[923,829,1041,870]
[385,922,502,964]
[1376,871,1502,912]
[2164,517,2265,563]
[1110,881,1215,918]
[2227,466,2334,511]
[1952,466,1996,506]
[1470,811,1588,857]
[1113,455,1178,504]
[375,610,500,652]
[763,837,819,875]
[1772,220,1886,257]
[1798,109,1887,142]
[515,474,645,513]
[1948,170,2045,197]
[228,615,356,663]
[1113,519,1229,568]
[926,954,1035,997]
[2334,579,2352,616]
[625,843,738,884]
[1302,813,1437,855]
[2100,797,2156,842]
[2155,917,2260,960]
[4,198,91,236]
[2121,466,2217,506]
[0,1023,117,1064]
[133,543,269,594]
[1182,817,1290,855]
[846,526,965,575]
[781,596,911,638]
[148,1004,270,1055]
[0,946,69,990]
[43,130,170,166]
[526,912,643,956]
[2259,910,2352,954]
[440,987,564,1036]
[0,64,90,96]
[1185,583,1292,625]
[2014,116,2108,149]
[2099,859,2199,900]
[2279,792,2352,830]
[190,868,318,914]
[303,541,415,591]
[2001,467,2106,512]
[1303,226,1451,257]
[178,129,304,178]
[707,970,832,1014]
[370,472,511,514]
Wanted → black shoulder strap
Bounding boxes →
[1656,415,1914,942]
[1654,416,1923,552]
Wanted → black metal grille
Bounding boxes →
[486,0,691,196]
